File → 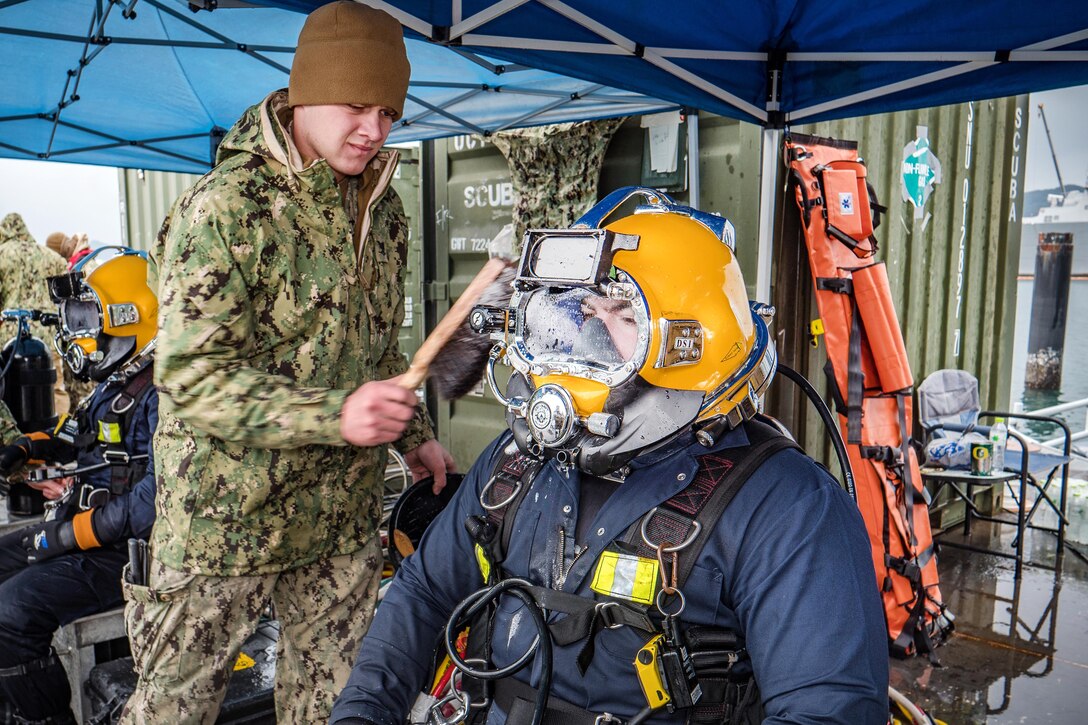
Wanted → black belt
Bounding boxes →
[493,677,630,725]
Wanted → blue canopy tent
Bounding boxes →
[0,0,677,173]
[5,0,1087,173]
[260,0,1088,127]
[5,0,1086,295]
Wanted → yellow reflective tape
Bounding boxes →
[233,652,255,671]
[53,414,68,436]
[590,551,658,605]
[97,421,122,443]
[475,543,491,583]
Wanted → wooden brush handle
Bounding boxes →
[399,257,509,391]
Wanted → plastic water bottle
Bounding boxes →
[990,418,1008,473]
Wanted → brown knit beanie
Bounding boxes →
[45,232,66,256]
[288,1,411,119]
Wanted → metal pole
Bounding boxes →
[1026,232,1074,389]
[755,127,782,303]
[686,110,700,209]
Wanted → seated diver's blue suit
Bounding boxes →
[332,425,889,725]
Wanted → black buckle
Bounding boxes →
[859,445,898,465]
[815,277,853,295]
[103,448,131,465]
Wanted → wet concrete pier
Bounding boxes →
[893,520,1088,724]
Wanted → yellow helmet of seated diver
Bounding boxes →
[47,246,157,383]
[479,187,776,477]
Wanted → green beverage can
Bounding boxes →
[970,442,993,475]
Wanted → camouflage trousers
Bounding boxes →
[118,536,382,725]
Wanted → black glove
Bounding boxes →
[0,432,55,478]
[0,438,31,477]
[21,519,78,564]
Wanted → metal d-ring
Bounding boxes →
[656,587,686,618]
[640,507,702,552]
[480,474,522,511]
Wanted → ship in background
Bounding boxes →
[1019,187,1088,277]
[1018,104,1088,278]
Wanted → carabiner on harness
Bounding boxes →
[428,689,468,725]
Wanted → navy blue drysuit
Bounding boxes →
[0,376,157,723]
[332,426,889,724]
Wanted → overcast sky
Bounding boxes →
[1025,84,1088,192]
[1,84,1086,247]
[0,157,124,248]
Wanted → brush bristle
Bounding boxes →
[429,265,516,400]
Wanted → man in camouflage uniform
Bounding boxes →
[0,213,69,415]
[120,3,454,723]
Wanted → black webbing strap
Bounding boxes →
[788,169,816,226]
[867,181,886,230]
[896,393,918,547]
[627,419,800,589]
[845,298,865,444]
[101,364,155,495]
[483,449,540,564]
[0,650,61,678]
[527,583,657,674]
[814,276,854,295]
[813,276,863,441]
[495,677,619,725]
[529,585,657,646]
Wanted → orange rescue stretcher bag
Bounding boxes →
[785,133,954,660]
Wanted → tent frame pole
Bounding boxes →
[756,127,781,304]
[686,110,699,209]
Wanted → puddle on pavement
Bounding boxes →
[891,521,1088,724]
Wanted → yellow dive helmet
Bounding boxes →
[474,187,776,477]
[46,247,157,383]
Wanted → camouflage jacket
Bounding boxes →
[151,90,433,575]
[0,213,68,358]
[0,400,18,444]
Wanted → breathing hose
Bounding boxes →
[443,578,552,725]
[888,685,933,724]
[777,362,857,501]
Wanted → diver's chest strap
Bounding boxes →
[526,585,657,646]
[620,419,800,588]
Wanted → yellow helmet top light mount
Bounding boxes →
[46,246,157,383]
[475,187,776,478]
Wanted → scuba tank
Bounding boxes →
[1,309,59,516]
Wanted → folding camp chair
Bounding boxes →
[917,370,1078,577]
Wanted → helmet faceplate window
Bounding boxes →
[513,286,648,385]
[59,299,101,337]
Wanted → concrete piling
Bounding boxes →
[1026,232,1074,390]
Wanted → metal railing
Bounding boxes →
[1012,396,1088,452]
